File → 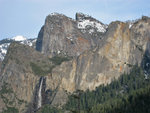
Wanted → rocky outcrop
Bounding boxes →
[129,16,150,65]
[76,12,107,36]
[51,17,150,93]
[0,36,37,61]
[0,42,53,112]
[41,17,150,107]
[49,21,130,93]
[129,16,150,77]
[36,13,107,58]
[0,13,150,112]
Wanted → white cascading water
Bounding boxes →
[37,77,43,109]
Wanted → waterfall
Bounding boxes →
[37,77,43,109]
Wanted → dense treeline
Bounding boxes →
[90,86,150,113]
[37,105,64,113]
[65,66,150,113]
[38,66,150,113]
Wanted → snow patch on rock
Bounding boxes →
[78,20,106,33]
[0,36,37,61]
[0,43,10,60]
[12,35,27,41]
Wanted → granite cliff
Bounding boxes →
[36,13,107,58]
[0,13,150,113]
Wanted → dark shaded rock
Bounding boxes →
[36,26,44,52]
[0,42,53,112]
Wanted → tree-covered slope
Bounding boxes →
[64,66,150,113]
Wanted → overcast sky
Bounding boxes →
[0,0,150,39]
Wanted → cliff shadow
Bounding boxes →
[141,40,150,79]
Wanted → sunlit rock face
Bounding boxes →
[0,13,150,112]
[36,13,107,58]
[50,17,150,94]
[50,21,130,93]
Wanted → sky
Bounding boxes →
[0,0,150,40]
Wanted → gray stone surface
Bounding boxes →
[36,13,107,58]
[0,14,150,112]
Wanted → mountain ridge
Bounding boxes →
[0,13,150,113]
[0,36,36,61]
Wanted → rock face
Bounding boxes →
[0,13,150,113]
[36,13,107,58]
[43,17,150,106]
[0,36,37,61]
[129,16,150,65]
[0,42,53,112]
[129,16,150,77]
[49,21,130,93]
